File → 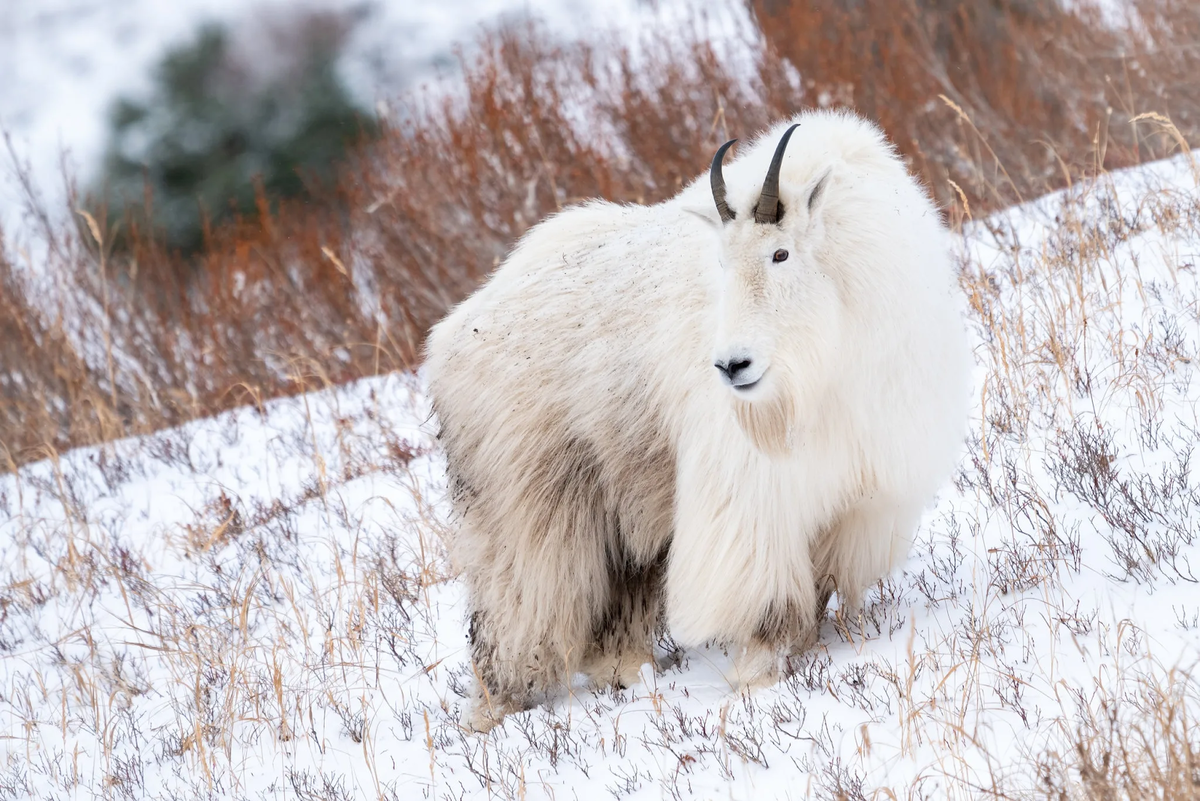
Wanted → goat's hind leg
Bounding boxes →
[582,548,667,691]
[461,515,614,729]
[463,608,539,732]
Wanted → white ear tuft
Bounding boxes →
[807,166,834,211]
[683,205,721,229]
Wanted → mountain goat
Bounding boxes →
[425,109,972,730]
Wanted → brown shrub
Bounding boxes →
[750,0,1200,211]
[1,1,1198,467]
[0,246,121,468]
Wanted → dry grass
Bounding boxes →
[1026,670,1200,800]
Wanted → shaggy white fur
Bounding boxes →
[424,109,972,730]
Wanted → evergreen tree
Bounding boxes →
[97,15,375,256]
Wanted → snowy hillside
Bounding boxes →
[3,150,1200,799]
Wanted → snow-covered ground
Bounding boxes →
[3,149,1200,798]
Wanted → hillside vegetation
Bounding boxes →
[2,0,1199,467]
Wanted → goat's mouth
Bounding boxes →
[732,370,767,393]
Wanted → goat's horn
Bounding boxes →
[755,123,800,224]
[709,139,738,224]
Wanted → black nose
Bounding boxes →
[714,357,753,384]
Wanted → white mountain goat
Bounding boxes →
[425,109,972,730]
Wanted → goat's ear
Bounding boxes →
[806,166,834,213]
[683,205,721,229]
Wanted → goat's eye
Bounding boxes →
[772,249,789,263]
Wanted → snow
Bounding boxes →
[4,153,1200,797]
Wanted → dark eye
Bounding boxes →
[772,249,789,263]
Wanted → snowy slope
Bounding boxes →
[3,151,1200,799]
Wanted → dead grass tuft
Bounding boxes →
[1009,670,1200,800]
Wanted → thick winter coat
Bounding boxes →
[425,109,972,730]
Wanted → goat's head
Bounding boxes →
[702,125,837,434]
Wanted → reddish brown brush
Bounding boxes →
[1,2,1197,468]
[750,0,1200,211]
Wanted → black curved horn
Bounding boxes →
[754,123,801,224]
[709,139,738,224]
